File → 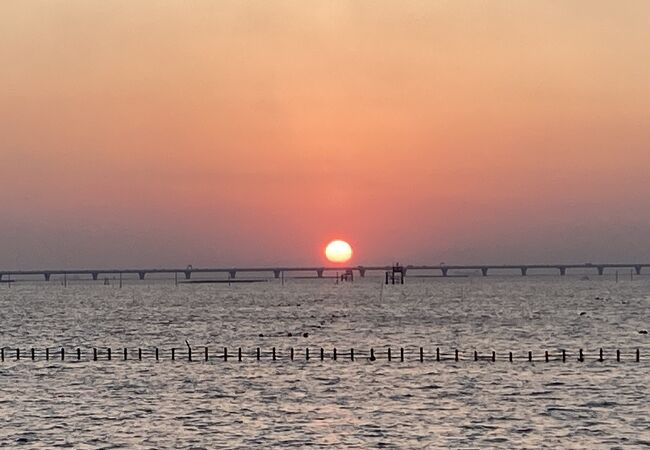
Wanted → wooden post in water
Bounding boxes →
[436,347,440,362]
[305,348,310,361]
[509,351,513,363]
[290,347,294,361]
[637,348,640,362]
[257,347,260,361]
[224,347,229,362]
[492,351,496,362]
[370,348,375,361]
[16,348,20,361]
[599,348,603,362]
[272,347,276,361]
[107,348,112,360]
[1,348,4,362]
[350,348,354,361]
[528,351,532,362]
[204,347,208,362]
[77,348,81,361]
[401,347,405,362]
[139,348,142,361]
[455,349,459,362]
[119,272,122,289]
[46,348,49,361]
[562,349,566,362]
[387,348,391,362]
[124,348,128,361]
[474,350,478,362]
[420,347,424,362]
[171,348,175,361]
[579,348,584,362]
[238,347,242,362]
[31,348,35,360]
[61,348,64,361]
[93,348,97,361]
[155,348,159,361]
[616,349,620,362]
[545,351,549,362]
[320,348,324,361]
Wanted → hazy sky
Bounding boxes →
[1,1,649,268]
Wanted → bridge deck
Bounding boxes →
[0,263,648,280]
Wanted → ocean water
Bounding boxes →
[1,275,649,448]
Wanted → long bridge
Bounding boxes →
[0,263,648,281]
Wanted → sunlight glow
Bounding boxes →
[325,240,353,263]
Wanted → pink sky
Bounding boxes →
[1,1,649,268]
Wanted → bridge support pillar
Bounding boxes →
[92,272,98,281]
[481,267,488,277]
[521,267,528,276]
[559,267,566,276]
[635,265,642,275]
[44,273,51,281]
[441,267,448,277]
[0,274,3,281]
[138,272,146,280]
[273,270,281,279]
[358,268,366,277]
[597,266,604,276]
[184,271,191,280]
[228,270,236,279]
[317,269,324,278]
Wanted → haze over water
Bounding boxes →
[2,1,650,269]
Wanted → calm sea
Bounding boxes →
[1,276,649,448]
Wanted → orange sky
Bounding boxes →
[1,1,649,268]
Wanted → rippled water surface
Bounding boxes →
[1,276,649,448]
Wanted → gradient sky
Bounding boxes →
[1,1,649,268]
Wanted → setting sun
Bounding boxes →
[325,240,353,263]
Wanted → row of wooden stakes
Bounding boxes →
[0,346,644,363]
